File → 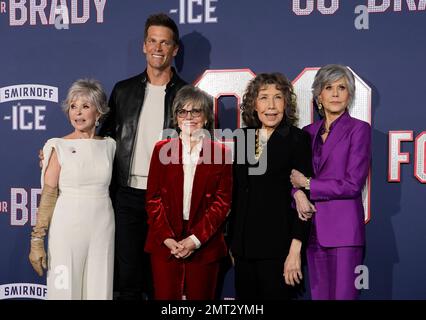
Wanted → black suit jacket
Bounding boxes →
[230,124,313,260]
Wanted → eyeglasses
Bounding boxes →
[176,108,202,118]
[145,38,174,48]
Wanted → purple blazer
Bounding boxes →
[304,112,371,247]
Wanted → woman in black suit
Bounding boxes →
[230,73,314,300]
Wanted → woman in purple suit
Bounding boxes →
[290,64,371,300]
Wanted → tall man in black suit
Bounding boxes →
[99,13,186,300]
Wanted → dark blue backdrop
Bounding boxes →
[1,0,425,299]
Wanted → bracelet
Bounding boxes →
[305,177,311,190]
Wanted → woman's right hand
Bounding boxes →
[29,240,47,277]
[294,190,316,221]
[290,169,308,189]
[163,238,184,257]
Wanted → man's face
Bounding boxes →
[143,25,178,71]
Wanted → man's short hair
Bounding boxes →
[144,13,179,45]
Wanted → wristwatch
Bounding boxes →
[305,177,311,190]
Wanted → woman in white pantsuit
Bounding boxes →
[29,79,115,300]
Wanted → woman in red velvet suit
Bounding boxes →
[145,85,232,300]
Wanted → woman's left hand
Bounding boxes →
[283,240,303,286]
[290,169,307,189]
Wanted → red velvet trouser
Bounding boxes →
[150,254,220,300]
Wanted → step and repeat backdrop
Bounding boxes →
[0,0,425,299]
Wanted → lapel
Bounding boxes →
[273,123,290,143]
[266,123,290,167]
[131,73,147,118]
[188,138,211,223]
[169,137,183,164]
[235,128,250,188]
[311,119,324,151]
[169,138,184,223]
[240,123,291,177]
[317,112,352,173]
[310,120,323,176]
[258,122,290,164]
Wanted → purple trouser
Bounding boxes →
[307,225,364,300]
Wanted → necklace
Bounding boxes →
[321,125,330,135]
[255,129,269,160]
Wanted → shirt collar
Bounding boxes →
[320,110,349,134]
[180,131,205,152]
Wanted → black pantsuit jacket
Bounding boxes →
[230,124,313,260]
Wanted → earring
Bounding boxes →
[318,102,323,110]
[95,119,100,127]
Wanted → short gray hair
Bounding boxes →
[62,79,109,121]
[172,85,214,132]
[312,64,355,116]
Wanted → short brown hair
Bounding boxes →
[144,13,179,45]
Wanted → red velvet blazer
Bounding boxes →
[144,137,233,264]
